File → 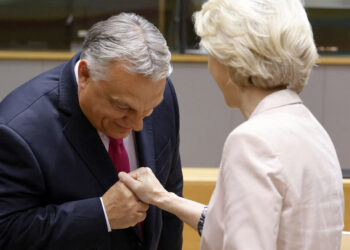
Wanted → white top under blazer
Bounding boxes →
[201,89,344,250]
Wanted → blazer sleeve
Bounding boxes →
[220,131,286,250]
[157,79,184,250]
[0,125,109,250]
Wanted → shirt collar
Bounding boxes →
[74,59,81,85]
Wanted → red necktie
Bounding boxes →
[108,138,130,173]
[108,137,143,239]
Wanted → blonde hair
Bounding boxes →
[194,0,318,93]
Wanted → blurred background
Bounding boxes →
[0,0,349,54]
[0,0,350,175]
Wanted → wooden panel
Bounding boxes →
[1,51,350,65]
[341,232,350,250]
[182,168,218,250]
[0,50,74,61]
[158,0,166,34]
[182,168,350,248]
[344,179,350,231]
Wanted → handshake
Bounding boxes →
[101,167,167,229]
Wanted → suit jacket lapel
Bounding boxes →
[63,107,117,191]
[135,116,155,172]
[58,53,117,191]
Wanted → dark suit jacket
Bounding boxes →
[0,53,183,250]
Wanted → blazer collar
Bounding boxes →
[134,116,155,171]
[63,107,118,191]
[58,52,81,115]
[250,89,303,119]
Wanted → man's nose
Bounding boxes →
[130,114,144,131]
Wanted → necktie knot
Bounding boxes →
[108,137,130,173]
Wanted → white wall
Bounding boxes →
[1,59,350,170]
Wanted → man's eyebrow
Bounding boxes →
[109,97,131,108]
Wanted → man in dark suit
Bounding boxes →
[0,13,183,250]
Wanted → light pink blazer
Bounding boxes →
[201,89,344,250]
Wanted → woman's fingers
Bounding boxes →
[118,171,140,191]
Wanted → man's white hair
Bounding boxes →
[81,13,172,82]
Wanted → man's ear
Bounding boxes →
[78,60,90,88]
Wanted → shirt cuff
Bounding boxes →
[100,197,112,232]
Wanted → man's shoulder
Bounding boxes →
[153,77,178,116]
[157,77,178,109]
[0,62,66,125]
[164,77,176,97]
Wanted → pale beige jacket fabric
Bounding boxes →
[201,89,344,250]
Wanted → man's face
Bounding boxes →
[77,60,166,139]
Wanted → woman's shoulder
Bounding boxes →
[223,109,304,159]
[228,113,281,140]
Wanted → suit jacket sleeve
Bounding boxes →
[0,125,109,250]
[157,79,184,250]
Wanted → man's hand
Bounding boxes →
[118,167,168,206]
[101,181,149,229]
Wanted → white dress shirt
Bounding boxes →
[74,60,138,232]
[201,89,344,250]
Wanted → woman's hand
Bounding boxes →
[119,167,206,231]
[118,167,168,206]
